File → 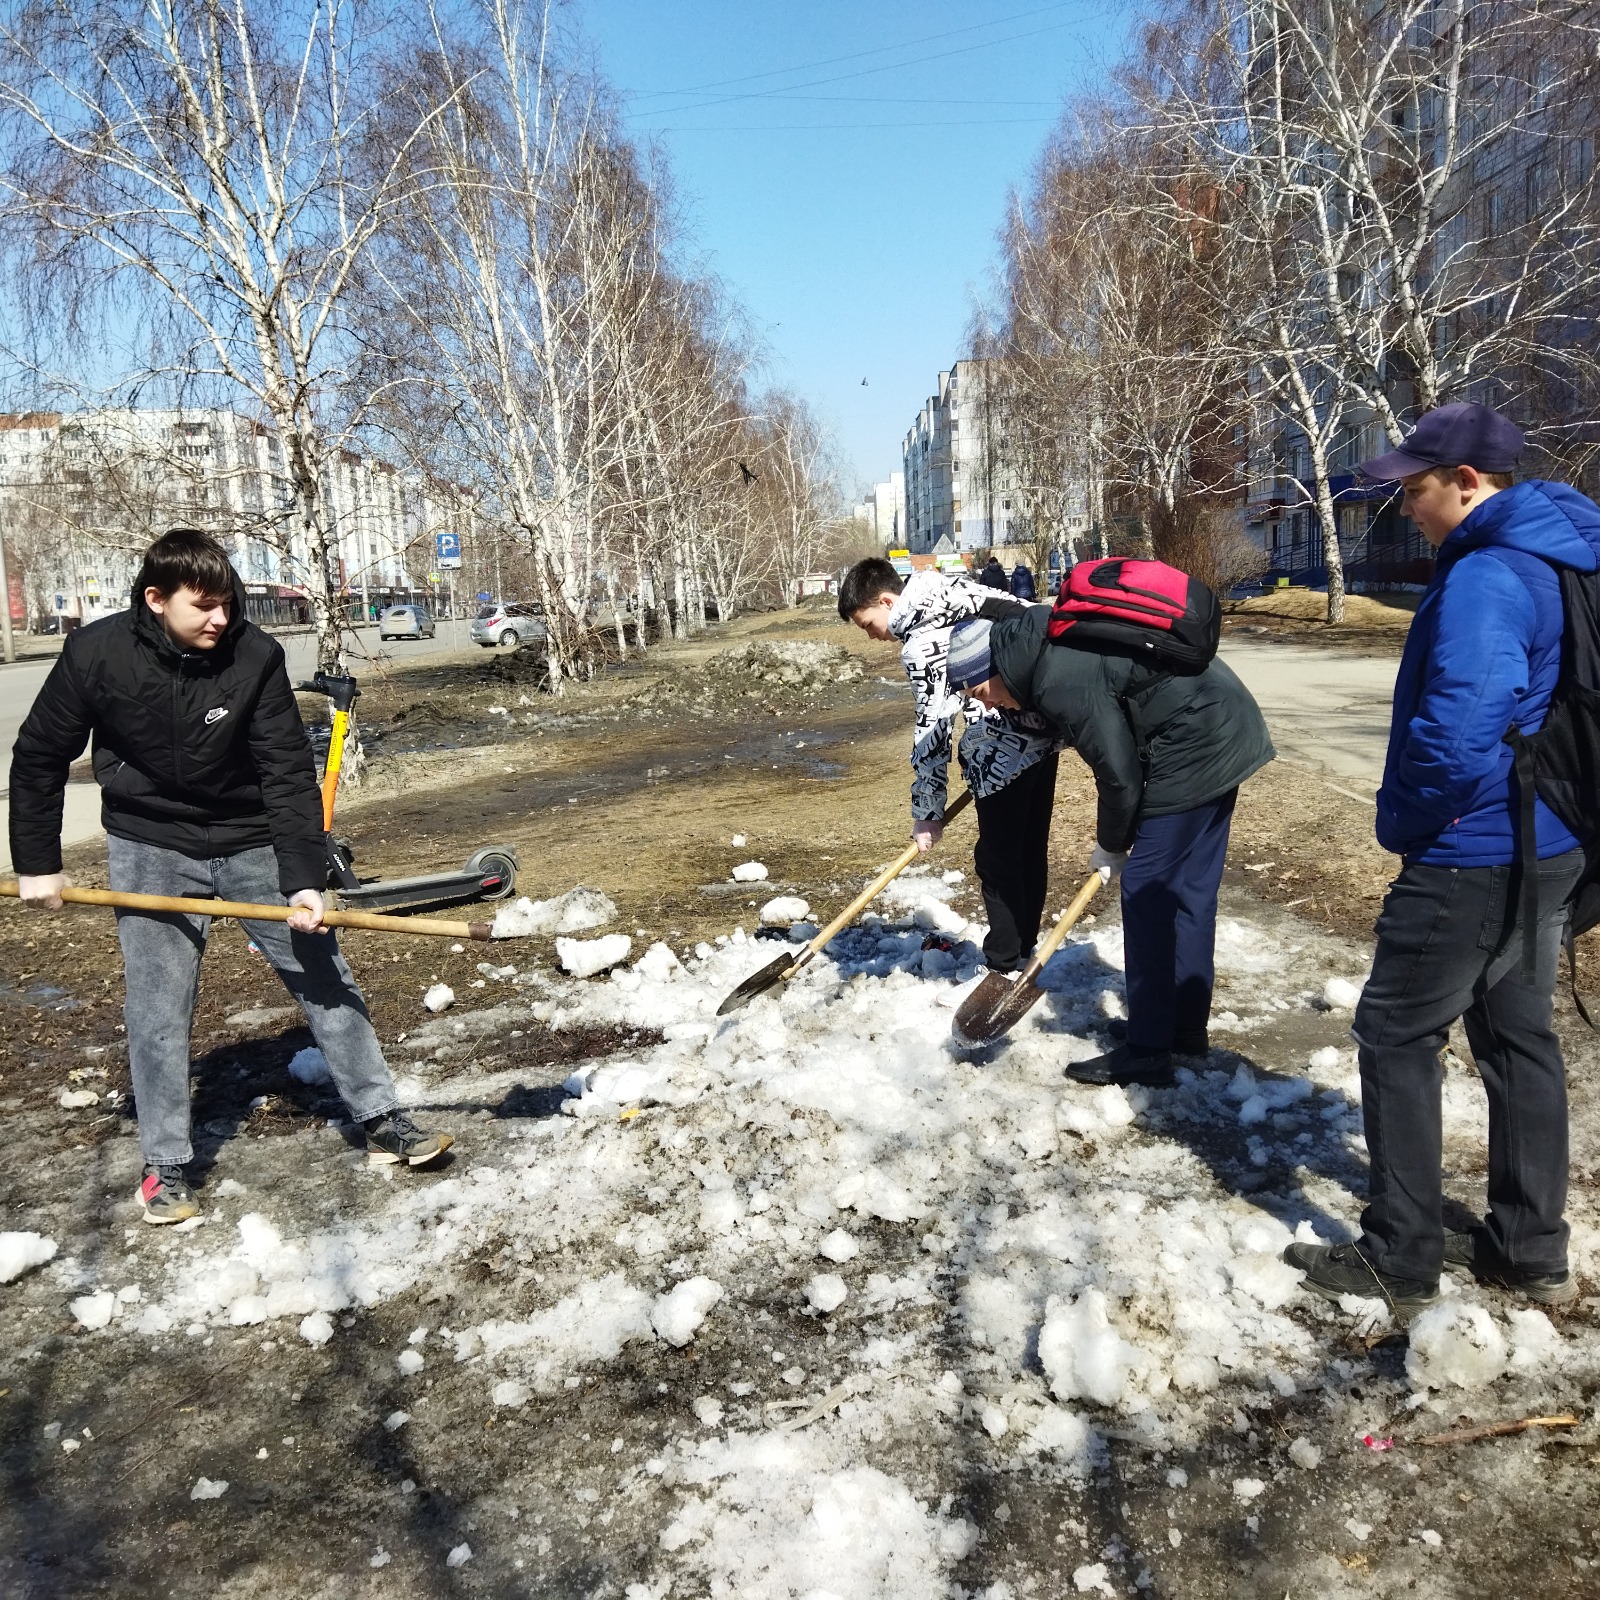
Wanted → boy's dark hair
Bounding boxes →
[137,527,236,601]
[837,557,903,621]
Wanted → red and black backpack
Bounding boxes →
[1046,557,1220,674]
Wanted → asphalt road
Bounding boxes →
[0,621,473,872]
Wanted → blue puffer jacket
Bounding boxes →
[1377,479,1600,866]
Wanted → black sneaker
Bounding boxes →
[1443,1228,1576,1306]
[1101,1017,1208,1056]
[1065,1045,1175,1088]
[1282,1240,1439,1318]
[138,1164,199,1225]
[364,1111,454,1167]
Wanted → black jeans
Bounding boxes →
[973,753,1059,970]
[1354,849,1584,1282]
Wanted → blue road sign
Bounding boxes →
[435,531,462,569]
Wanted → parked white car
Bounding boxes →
[471,602,547,649]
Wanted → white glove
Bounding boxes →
[911,818,944,854]
[287,888,330,934]
[17,872,67,910]
[1089,844,1130,884]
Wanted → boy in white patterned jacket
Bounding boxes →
[839,557,1059,973]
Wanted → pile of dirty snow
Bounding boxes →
[706,640,864,691]
[58,884,1600,1596]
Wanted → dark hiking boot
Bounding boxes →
[1101,1016,1209,1056]
[1443,1228,1577,1306]
[138,1164,200,1225]
[364,1110,454,1167]
[1065,1044,1175,1088]
[1281,1240,1439,1318]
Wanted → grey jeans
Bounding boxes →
[108,835,399,1167]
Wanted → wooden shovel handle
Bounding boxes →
[1010,872,1103,988]
[0,882,491,941]
[787,788,975,976]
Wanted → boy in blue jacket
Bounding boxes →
[1285,404,1598,1314]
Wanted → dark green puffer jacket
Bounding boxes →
[990,605,1275,851]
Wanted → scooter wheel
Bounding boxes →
[473,851,518,900]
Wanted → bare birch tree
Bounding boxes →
[0,0,449,669]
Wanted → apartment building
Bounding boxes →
[901,360,1084,557]
[0,409,464,628]
[851,471,906,547]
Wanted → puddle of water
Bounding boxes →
[0,980,82,1012]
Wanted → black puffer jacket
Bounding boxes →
[9,575,326,893]
[991,605,1275,851]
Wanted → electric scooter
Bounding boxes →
[299,671,519,913]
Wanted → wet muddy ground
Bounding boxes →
[3,599,1599,1598]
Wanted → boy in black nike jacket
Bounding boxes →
[10,529,451,1222]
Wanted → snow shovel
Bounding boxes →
[950,871,1103,1048]
[716,789,974,1016]
[0,883,496,941]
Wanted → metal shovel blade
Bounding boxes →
[951,971,1048,1047]
[716,952,801,1016]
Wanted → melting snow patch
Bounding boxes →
[659,1442,971,1596]
[0,1231,57,1283]
[1322,975,1365,1010]
[490,887,617,939]
[190,1478,229,1501]
[422,984,455,1013]
[58,1088,99,1109]
[817,1229,859,1263]
[70,1290,115,1330]
[731,861,769,883]
[557,934,633,978]
[299,1312,334,1346]
[1406,1303,1509,1390]
[287,1047,332,1085]
[445,1543,473,1568]
[651,1278,723,1348]
[805,1274,848,1314]
[1038,1290,1150,1410]
[760,896,810,926]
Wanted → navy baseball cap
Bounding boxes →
[1359,402,1524,482]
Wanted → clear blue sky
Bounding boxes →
[575,1,1131,493]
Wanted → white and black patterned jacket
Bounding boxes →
[888,569,1057,820]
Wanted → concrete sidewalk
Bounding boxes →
[1217,635,1397,795]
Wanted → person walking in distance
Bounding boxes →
[838,557,1059,976]
[10,529,453,1224]
[1284,404,1599,1314]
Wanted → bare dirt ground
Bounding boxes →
[3,598,1599,1599]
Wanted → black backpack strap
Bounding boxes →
[1566,919,1596,1028]
[1507,725,1540,979]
